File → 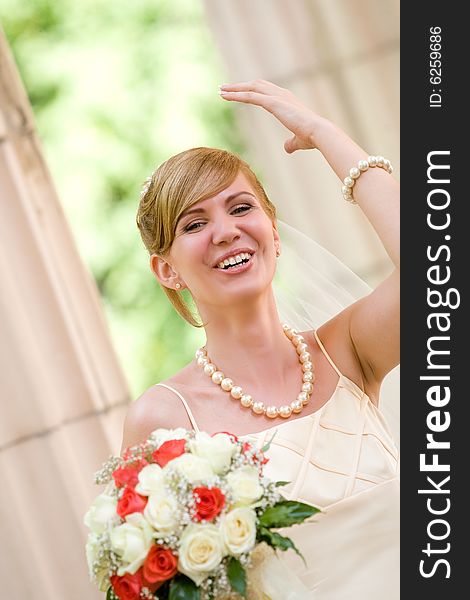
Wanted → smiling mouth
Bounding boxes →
[215,252,254,270]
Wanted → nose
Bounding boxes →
[211,213,241,246]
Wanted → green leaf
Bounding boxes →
[227,557,247,598]
[258,527,307,566]
[259,500,320,528]
[169,575,200,600]
[274,480,291,487]
[261,430,278,453]
[106,587,118,600]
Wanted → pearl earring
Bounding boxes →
[175,282,181,289]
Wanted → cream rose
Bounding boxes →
[135,464,164,496]
[144,491,180,535]
[227,466,263,506]
[189,432,236,474]
[178,523,224,586]
[220,507,257,556]
[83,493,118,534]
[150,427,187,448]
[166,453,214,483]
[110,513,154,575]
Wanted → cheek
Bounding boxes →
[176,241,214,293]
[172,237,206,271]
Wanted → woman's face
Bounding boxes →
[158,171,280,310]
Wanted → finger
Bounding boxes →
[219,90,274,109]
[219,79,282,94]
[284,135,299,154]
[284,135,296,154]
[284,135,316,154]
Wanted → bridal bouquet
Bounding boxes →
[84,428,318,600]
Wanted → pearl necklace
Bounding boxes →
[195,324,315,420]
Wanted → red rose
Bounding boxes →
[113,459,148,489]
[143,545,178,584]
[212,431,239,442]
[242,441,252,454]
[152,439,186,467]
[193,486,225,522]
[116,486,148,519]
[110,569,143,600]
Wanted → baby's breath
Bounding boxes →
[199,560,234,599]
[94,455,122,485]
[89,531,120,587]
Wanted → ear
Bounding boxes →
[272,220,281,254]
[150,254,184,290]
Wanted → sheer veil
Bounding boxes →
[273,220,400,447]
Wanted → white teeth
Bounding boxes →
[217,252,252,269]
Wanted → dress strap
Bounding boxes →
[313,329,342,378]
[155,383,200,433]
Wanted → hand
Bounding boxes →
[219,79,324,154]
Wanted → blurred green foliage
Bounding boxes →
[1,0,246,398]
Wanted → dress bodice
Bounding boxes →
[241,371,398,509]
[156,330,400,598]
[239,371,400,599]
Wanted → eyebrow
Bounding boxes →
[178,191,257,222]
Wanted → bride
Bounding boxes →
[122,80,399,598]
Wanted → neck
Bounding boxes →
[198,288,298,391]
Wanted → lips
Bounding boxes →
[216,252,252,270]
[214,252,255,274]
[212,248,255,268]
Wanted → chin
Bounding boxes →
[194,261,276,306]
[215,278,273,305]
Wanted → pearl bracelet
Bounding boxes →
[342,156,393,204]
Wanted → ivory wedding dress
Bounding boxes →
[156,329,400,599]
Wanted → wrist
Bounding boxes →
[307,116,336,148]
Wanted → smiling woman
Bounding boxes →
[137,148,278,328]
[152,170,281,328]
[124,80,400,599]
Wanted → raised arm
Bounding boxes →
[308,118,400,388]
[219,80,399,389]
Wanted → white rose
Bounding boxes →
[110,513,154,575]
[144,491,180,535]
[189,432,236,474]
[227,466,263,506]
[178,523,224,586]
[83,493,118,534]
[85,533,109,591]
[135,464,164,496]
[166,453,214,483]
[150,427,188,448]
[220,507,257,556]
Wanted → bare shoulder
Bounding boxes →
[120,381,193,453]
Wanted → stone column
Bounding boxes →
[0,27,129,599]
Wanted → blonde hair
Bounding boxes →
[136,147,277,327]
